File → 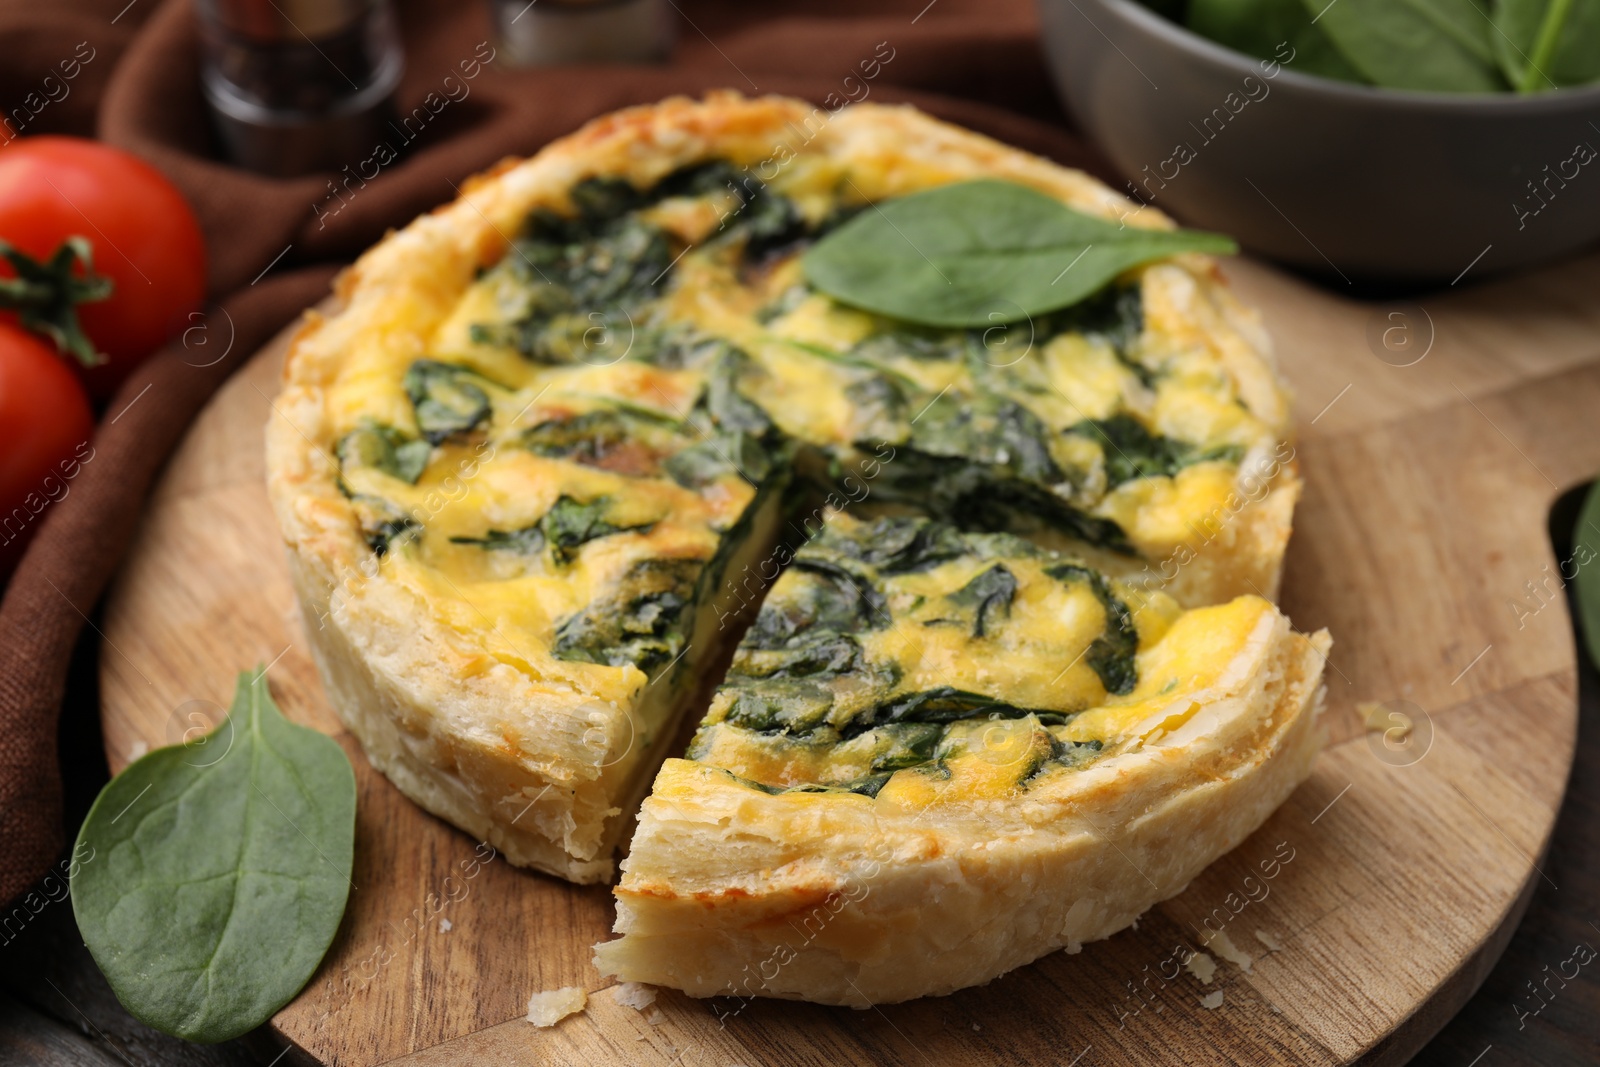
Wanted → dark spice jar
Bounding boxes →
[197,0,404,177]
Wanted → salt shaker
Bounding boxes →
[197,0,404,177]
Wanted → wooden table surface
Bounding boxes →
[12,244,1600,1064]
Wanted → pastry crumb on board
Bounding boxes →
[527,987,588,1027]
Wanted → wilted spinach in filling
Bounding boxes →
[404,360,496,444]
[1069,414,1244,489]
[552,557,704,673]
[328,158,1258,794]
[938,563,1018,638]
[469,162,807,365]
[449,495,653,567]
[337,422,430,486]
[688,515,1136,792]
[819,359,1143,553]
[1043,562,1138,696]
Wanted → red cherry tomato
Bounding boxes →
[0,137,206,400]
[0,322,94,577]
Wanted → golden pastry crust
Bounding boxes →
[266,92,1303,885]
[595,606,1327,1005]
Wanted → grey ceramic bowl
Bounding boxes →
[1038,0,1600,284]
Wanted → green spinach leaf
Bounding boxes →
[944,564,1019,637]
[349,494,420,557]
[663,432,773,488]
[704,347,775,437]
[1306,0,1506,91]
[552,557,702,671]
[1187,0,1366,81]
[521,409,681,476]
[452,495,652,565]
[449,524,546,555]
[515,202,670,310]
[470,194,670,363]
[1070,415,1244,488]
[790,557,892,629]
[865,448,1136,555]
[365,516,420,557]
[844,687,1065,737]
[1046,564,1139,694]
[1493,0,1600,91]
[657,160,808,259]
[72,669,355,1044]
[542,495,650,564]
[907,389,1064,484]
[404,360,493,444]
[1042,283,1147,372]
[730,632,866,680]
[337,423,431,485]
[800,180,1235,328]
[724,683,837,734]
[863,723,946,772]
[839,515,973,575]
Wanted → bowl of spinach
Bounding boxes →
[1037,0,1600,283]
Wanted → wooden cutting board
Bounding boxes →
[98,247,1597,1066]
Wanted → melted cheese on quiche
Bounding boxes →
[319,158,1285,764]
[686,512,1269,805]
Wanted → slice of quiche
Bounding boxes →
[594,512,1327,1003]
[267,93,1305,882]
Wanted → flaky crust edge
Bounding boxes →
[596,607,1328,1005]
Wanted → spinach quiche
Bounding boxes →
[266,93,1311,895]
[595,512,1325,1003]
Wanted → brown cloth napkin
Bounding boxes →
[0,0,1114,906]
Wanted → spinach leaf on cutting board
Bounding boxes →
[1493,0,1600,91]
[800,180,1236,329]
[73,668,356,1044]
